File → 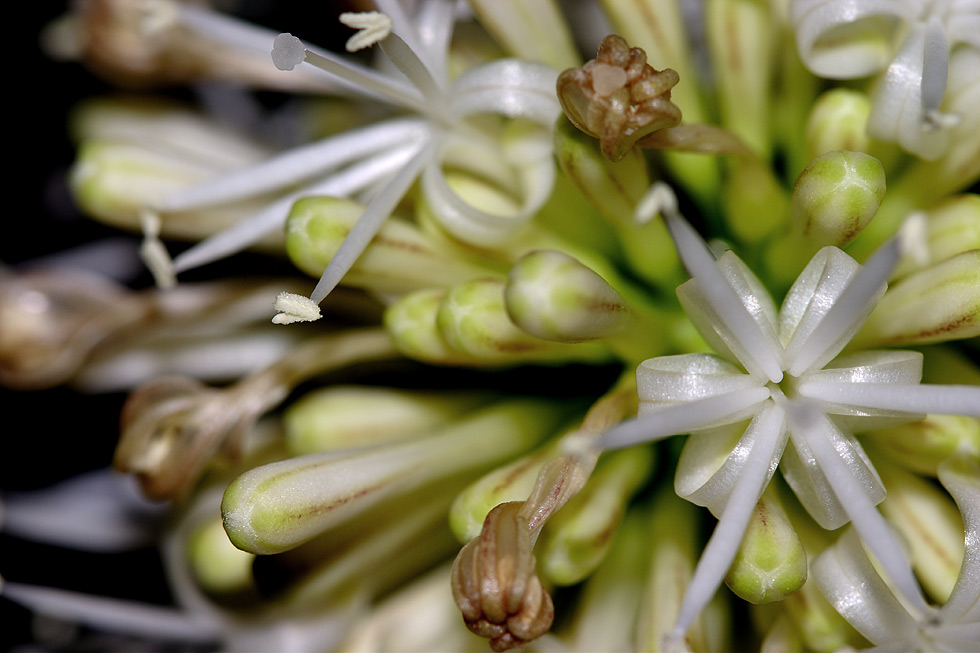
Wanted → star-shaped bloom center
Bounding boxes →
[590,183,980,646]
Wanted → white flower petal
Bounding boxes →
[781,413,885,529]
[675,251,784,383]
[792,0,910,78]
[637,354,760,405]
[594,387,771,452]
[937,457,980,624]
[813,528,920,645]
[448,59,562,126]
[670,403,787,640]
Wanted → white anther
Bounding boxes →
[634,181,679,225]
[272,292,321,325]
[339,12,393,52]
[138,210,175,289]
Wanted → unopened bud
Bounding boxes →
[384,289,471,364]
[188,517,255,596]
[725,488,808,604]
[892,194,980,279]
[791,151,886,251]
[538,447,653,586]
[805,89,873,159]
[723,159,789,244]
[222,400,565,554]
[505,250,629,342]
[285,196,492,295]
[864,415,980,477]
[284,386,488,456]
[437,278,610,363]
[854,250,980,347]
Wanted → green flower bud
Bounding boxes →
[723,159,789,245]
[854,250,980,347]
[284,386,490,456]
[873,458,965,603]
[222,399,566,554]
[805,89,873,160]
[892,194,980,279]
[384,289,473,365]
[449,438,563,543]
[792,151,886,250]
[505,250,629,342]
[538,447,653,586]
[187,517,255,596]
[864,415,980,477]
[724,487,808,604]
[782,570,858,652]
[285,196,494,295]
[436,278,611,363]
[467,0,579,70]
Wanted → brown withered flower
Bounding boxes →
[557,34,682,162]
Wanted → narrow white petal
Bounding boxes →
[936,457,980,623]
[813,528,920,644]
[159,119,427,210]
[0,469,166,552]
[594,387,770,452]
[656,193,783,382]
[0,581,221,643]
[449,59,562,126]
[789,403,929,614]
[670,404,787,640]
[309,140,434,304]
[787,236,899,377]
[799,382,980,417]
[413,0,457,82]
[637,354,759,404]
[172,142,423,274]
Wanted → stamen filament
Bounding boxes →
[800,382,980,417]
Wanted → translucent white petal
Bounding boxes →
[780,247,868,370]
[670,403,787,640]
[594,387,771,452]
[789,404,929,613]
[936,457,980,623]
[867,22,951,160]
[158,119,428,210]
[675,251,784,383]
[0,469,167,552]
[792,0,909,78]
[781,414,885,529]
[637,354,760,404]
[449,59,562,126]
[799,381,980,417]
[813,528,920,645]
[787,236,898,377]
[675,414,788,518]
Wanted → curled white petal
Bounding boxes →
[937,457,980,625]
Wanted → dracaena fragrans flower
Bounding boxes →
[587,182,980,647]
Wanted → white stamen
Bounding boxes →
[799,382,980,417]
[272,292,321,325]
[271,33,307,71]
[921,16,950,115]
[339,12,393,52]
[594,387,771,451]
[139,211,176,289]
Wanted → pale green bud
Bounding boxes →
[384,289,474,365]
[854,250,980,347]
[791,150,886,250]
[285,196,493,295]
[892,194,980,279]
[723,158,789,244]
[449,438,562,543]
[467,0,579,70]
[805,89,873,160]
[724,487,808,604]
[538,447,653,586]
[864,414,980,477]
[284,386,490,456]
[187,517,255,595]
[222,399,566,554]
[436,278,610,363]
[782,571,858,652]
[874,458,965,603]
[505,250,629,342]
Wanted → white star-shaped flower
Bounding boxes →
[135,1,560,320]
[814,456,980,651]
[792,0,980,159]
[589,183,980,648]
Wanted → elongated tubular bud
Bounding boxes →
[285,196,495,295]
[864,414,980,477]
[222,399,567,554]
[724,485,808,604]
[505,250,629,342]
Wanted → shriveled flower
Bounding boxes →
[587,183,980,647]
[792,0,980,159]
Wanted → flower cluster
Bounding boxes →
[3,1,979,652]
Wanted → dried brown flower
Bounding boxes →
[557,34,682,162]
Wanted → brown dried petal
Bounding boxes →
[557,34,682,161]
[451,502,554,651]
